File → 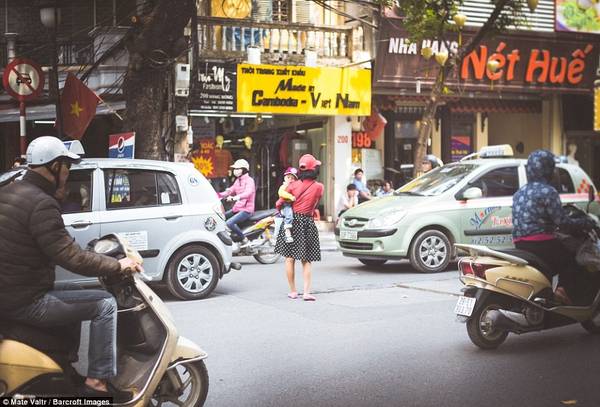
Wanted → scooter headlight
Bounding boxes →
[94,239,120,254]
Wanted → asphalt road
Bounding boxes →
[164,252,600,407]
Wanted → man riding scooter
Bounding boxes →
[512,149,595,305]
[0,136,142,401]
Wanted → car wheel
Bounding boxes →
[166,245,220,300]
[409,229,451,273]
[358,259,387,267]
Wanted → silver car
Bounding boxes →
[4,159,236,300]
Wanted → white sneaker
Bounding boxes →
[239,238,250,248]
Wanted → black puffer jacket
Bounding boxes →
[0,171,120,312]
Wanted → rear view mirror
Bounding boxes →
[461,187,483,200]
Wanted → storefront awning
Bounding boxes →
[447,99,542,114]
[0,101,126,123]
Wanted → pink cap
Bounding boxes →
[284,167,298,178]
[299,154,321,171]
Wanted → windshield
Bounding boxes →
[397,163,478,196]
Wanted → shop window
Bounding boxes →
[61,170,93,214]
[551,168,575,194]
[448,114,474,162]
[273,0,290,22]
[470,166,519,198]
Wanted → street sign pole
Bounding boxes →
[2,57,45,155]
[19,101,26,155]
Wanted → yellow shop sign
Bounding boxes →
[236,63,371,116]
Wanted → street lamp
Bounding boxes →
[39,1,62,138]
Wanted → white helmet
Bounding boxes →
[26,136,81,166]
[230,159,250,170]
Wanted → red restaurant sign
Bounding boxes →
[374,18,600,94]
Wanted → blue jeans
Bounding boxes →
[226,210,252,240]
[281,204,294,226]
[6,282,117,379]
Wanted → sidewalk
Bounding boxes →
[320,230,338,252]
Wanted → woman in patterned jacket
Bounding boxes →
[512,149,594,304]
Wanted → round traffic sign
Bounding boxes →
[2,58,45,102]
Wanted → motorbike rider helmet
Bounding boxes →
[26,136,81,167]
[423,154,443,170]
[230,159,250,171]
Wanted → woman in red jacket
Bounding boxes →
[275,154,324,301]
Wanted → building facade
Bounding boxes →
[373,1,600,187]
[188,0,375,219]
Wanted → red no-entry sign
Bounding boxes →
[2,57,45,102]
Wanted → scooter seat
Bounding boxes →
[247,209,278,222]
[497,249,553,276]
[0,320,75,354]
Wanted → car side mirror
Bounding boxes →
[589,185,596,203]
[460,187,483,201]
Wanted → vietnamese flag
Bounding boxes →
[59,73,100,140]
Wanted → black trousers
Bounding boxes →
[515,239,577,296]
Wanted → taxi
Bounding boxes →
[336,145,598,273]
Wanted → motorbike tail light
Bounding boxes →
[459,259,474,276]
[459,259,495,279]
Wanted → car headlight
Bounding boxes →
[367,210,407,229]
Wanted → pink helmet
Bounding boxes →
[284,167,298,178]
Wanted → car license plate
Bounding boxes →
[340,230,358,241]
[454,296,476,317]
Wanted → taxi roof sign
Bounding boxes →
[461,145,514,161]
[479,145,514,158]
[63,140,85,156]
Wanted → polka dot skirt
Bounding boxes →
[275,213,321,262]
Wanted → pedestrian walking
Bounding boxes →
[275,154,324,301]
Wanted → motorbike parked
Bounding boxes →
[454,190,600,350]
[0,234,209,406]
[227,209,281,264]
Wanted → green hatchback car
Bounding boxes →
[336,147,597,273]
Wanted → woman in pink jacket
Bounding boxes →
[218,159,256,246]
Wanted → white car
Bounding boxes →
[3,159,237,300]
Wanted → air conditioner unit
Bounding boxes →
[175,63,190,97]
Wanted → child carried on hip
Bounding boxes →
[278,167,298,243]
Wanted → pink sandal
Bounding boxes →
[303,294,316,301]
[287,292,298,299]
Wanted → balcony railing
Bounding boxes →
[11,40,94,67]
[197,16,355,60]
